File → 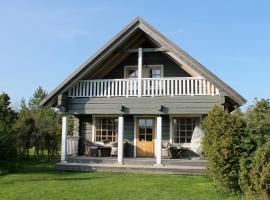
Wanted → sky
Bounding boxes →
[0,0,269,110]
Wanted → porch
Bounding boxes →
[57,156,207,175]
[60,114,206,173]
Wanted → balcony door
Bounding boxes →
[136,118,155,157]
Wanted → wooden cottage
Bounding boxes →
[41,17,246,173]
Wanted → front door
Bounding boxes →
[136,118,155,157]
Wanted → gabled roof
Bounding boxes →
[41,17,246,106]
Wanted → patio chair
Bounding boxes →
[83,141,98,157]
[110,142,118,157]
[161,141,172,159]
[110,141,129,157]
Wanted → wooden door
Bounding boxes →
[136,118,155,157]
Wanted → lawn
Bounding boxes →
[0,159,242,200]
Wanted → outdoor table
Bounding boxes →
[97,146,112,157]
[170,146,184,159]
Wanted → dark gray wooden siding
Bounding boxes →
[124,115,134,157]
[103,52,191,79]
[78,115,92,155]
[162,115,170,141]
[67,96,220,115]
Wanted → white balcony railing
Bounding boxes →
[67,77,220,98]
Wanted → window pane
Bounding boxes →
[128,69,138,78]
[180,138,185,143]
[139,119,145,126]
[146,135,152,141]
[186,124,192,131]
[180,125,185,130]
[146,127,152,134]
[139,135,145,141]
[186,131,192,137]
[96,131,101,136]
[139,127,145,135]
[146,119,152,127]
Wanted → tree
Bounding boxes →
[0,93,17,161]
[15,87,61,160]
[239,99,270,199]
[14,101,35,159]
[201,105,245,193]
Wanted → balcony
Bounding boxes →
[67,77,220,98]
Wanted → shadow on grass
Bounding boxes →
[0,175,106,186]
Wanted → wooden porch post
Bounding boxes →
[155,116,163,166]
[61,115,68,163]
[138,47,142,97]
[117,116,124,164]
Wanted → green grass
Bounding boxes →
[0,159,243,200]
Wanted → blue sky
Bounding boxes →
[0,1,269,110]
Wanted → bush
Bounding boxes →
[202,105,245,193]
[239,99,270,199]
[252,140,270,199]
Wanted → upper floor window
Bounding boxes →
[127,69,138,78]
[149,67,161,78]
[124,65,163,78]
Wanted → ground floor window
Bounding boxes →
[173,118,197,143]
[95,118,118,142]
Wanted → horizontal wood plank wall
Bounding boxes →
[67,96,220,115]
[162,116,170,141]
[78,115,92,155]
[124,116,134,157]
[103,52,191,79]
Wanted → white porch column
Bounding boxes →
[61,116,68,163]
[117,116,124,164]
[155,116,162,166]
[138,47,142,97]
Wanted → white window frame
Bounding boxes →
[92,115,120,143]
[124,65,164,79]
[169,115,201,147]
[147,65,164,78]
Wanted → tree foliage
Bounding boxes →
[14,87,61,160]
[0,93,17,161]
[239,99,270,199]
[201,105,245,193]
[202,99,270,199]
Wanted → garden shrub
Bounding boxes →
[239,99,270,199]
[202,105,245,193]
